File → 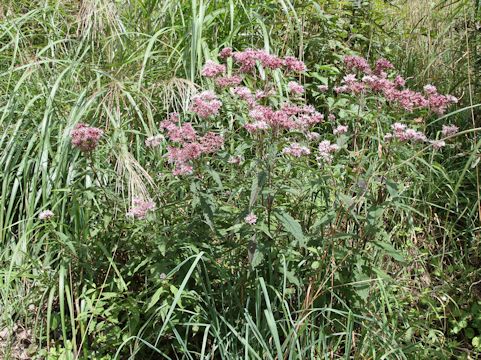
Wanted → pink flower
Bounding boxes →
[201,60,226,77]
[244,121,269,133]
[374,58,394,74]
[333,125,348,135]
[145,134,164,148]
[318,85,328,92]
[199,132,224,153]
[232,48,259,73]
[334,85,349,94]
[39,210,54,220]
[161,117,197,144]
[442,124,459,137]
[71,123,103,152]
[423,84,437,95]
[328,114,336,121]
[126,198,155,219]
[317,140,339,163]
[288,81,304,95]
[215,75,242,88]
[344,55,371,73]
[394,75,406,87]
[391,123,426,142]
[282,143,311,157]
[219,47,233,59]
[191,91,222,118]
[231,86,255,105]
[283,56,307,72]
[244,212,257,225]
[256,51,284,69]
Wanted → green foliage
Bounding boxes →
[0,0,480,359]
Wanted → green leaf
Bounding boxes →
[147,287,165,311]
[275,211,306,247]
[373,240,405,262]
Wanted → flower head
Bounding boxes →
[333,125,348,135]
[244,212,257,225]
[191,91,222,118]
[430,140,446,150]
[71,123,103,152]
[283,56,306,72]
[39,210,54,220]
[317,140,339,163]
[442,124,459,137]
[126,198,155,219]
[219,47,233,59]
[288,81,304,95]
[282,143,310,157]
[201,60,226,78]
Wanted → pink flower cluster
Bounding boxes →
[389,122,427,142]
[333,125,348,135]
[282,143,310,157]
[201,60,226,77]
[244,104,323,133]
[317,140,339,163]
[190,91,222,118]
[71,123,103,152]
[244,212,257,225]
[442,124,459,137]
[385,122,448,150]
[216,48,306,73]
[126,198,155,219]
[288,81,304,95]
[39,210,54,220]
[160,114,224,176]
[215,75,242,88]
[338,56,458,114]
[344,55,371,74]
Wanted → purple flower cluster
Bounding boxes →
[201,60,226,77]
[282,143,311,157]
[160,114,224,176]
[338,56,458,115]
[317,140,339,163]
[190,91,222,118]
[39,210,54,220]
[333,125,348,135]
[288,81,305,95]
[215,75,242,88]
[385,122,450,150]
[127,198,155,219]
[442,124,459,137]
[215,48,306,74]
[71,123,103,152]
[243,104,323,133]
[244,212,257,225]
